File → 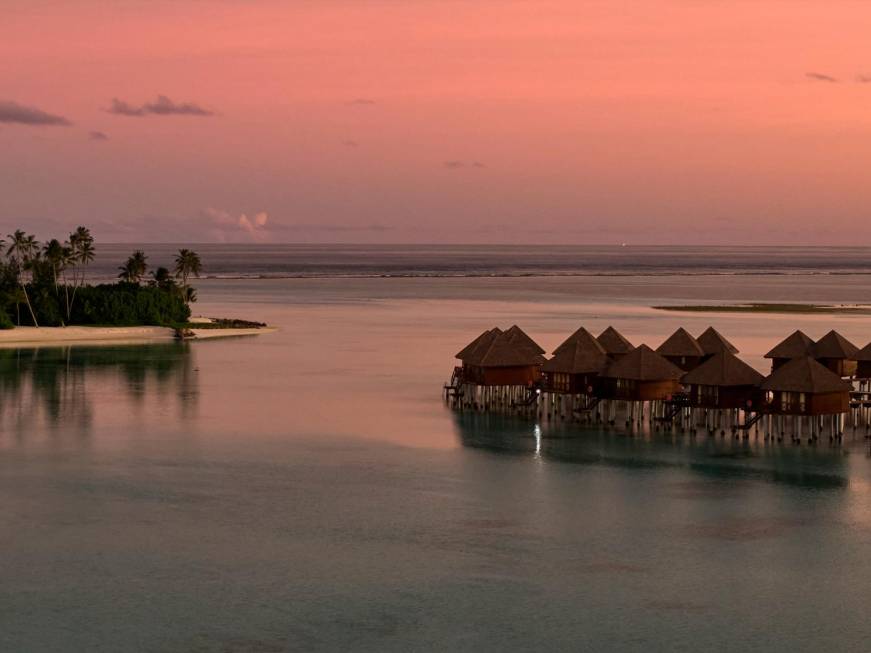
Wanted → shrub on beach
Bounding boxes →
[71,284,191,326]
[0,309,13,330]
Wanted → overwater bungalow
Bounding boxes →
[599,344,684,401]
[596,326,634,360]
[456,328,544,387]
[760,356,852,416]
[856,342,871,381]
[680,351,763,409]
[455,327,501,363]
[655,327,705,371]
[696,326,738,358]
[764,330,814,371]
[811,330,859,378]
[542,329,609,394]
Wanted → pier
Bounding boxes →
[445,325,871,445]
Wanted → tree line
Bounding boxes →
[0,227,202,329]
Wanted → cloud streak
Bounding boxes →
[443,160,485,169]
[108,95,215,117]
[0,100,71,126]
[89,130,109,141]
[805,72,839,83]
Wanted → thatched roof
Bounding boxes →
[596,326,635,356]
[856,342,871,362]
[602,344,684,381]
[543,333,609,374]
[553,326,599,355]
[468,331,546,368]
[811,330,859,360]
[503,325,546,355]
[764,330,814,359]
[760,356,852,393]
[656,327,705,357]
[697,326,739,355]
[681,351,763,387]
[456,327,502,361]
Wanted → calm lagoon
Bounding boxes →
[3,272,871,651]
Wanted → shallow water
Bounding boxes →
[3,273,871,651]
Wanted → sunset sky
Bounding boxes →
[2,0,871,244]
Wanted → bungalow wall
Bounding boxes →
[463,364,541,387]
[598,378,682,401]
[857,361,871,380]
[762,390,850,415]
[543,372,598,394]
[816,358,857,378]
[688,384,761,410]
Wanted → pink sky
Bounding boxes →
[2,0,871,244]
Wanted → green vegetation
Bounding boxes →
[653,303,871,315]
[0,227,202,328]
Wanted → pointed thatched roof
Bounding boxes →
[681,351,763,387]
[656,327,705,358]
[856,342,871,362]
[760,356,852,393]
[602,344,684,381]
[811,330,859,360]
[553,326,599,355]
[468,331,546,368]
[456,327,502,361]
[764,330,814,360]
[503,325,545,355]
[697,326,739,355]
[596,326,634,356]
[542,334,609,374]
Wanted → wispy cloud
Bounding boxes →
[805,72,839,83]
[857,75,871,83]
[89,130,109,141]
[342,139,359,147]
[345,98,376,106]
[0,100,71,126]
[108,95,215,117]
[443,160,486,169]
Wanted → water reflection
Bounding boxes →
[452,411,849,490]
[0,343,197,440]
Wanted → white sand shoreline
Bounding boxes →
[0,325,276,347]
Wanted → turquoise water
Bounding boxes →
[3,273,871,651]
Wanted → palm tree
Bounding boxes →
[173,249,202,304]
[68,226,95,319]
[6,230,39,327]
[149,266,176,291]
[42,239,66,291]
[118,250,148,285]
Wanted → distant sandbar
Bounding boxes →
[653,303,871,315]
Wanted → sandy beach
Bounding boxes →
[0,324,275,347]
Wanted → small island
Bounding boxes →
[0,227,273,345]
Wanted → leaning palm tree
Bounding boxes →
[118,250,148,285]
[6,230,39,327]
[173,249,202,304]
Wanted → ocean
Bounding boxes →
[2,245,871,651]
